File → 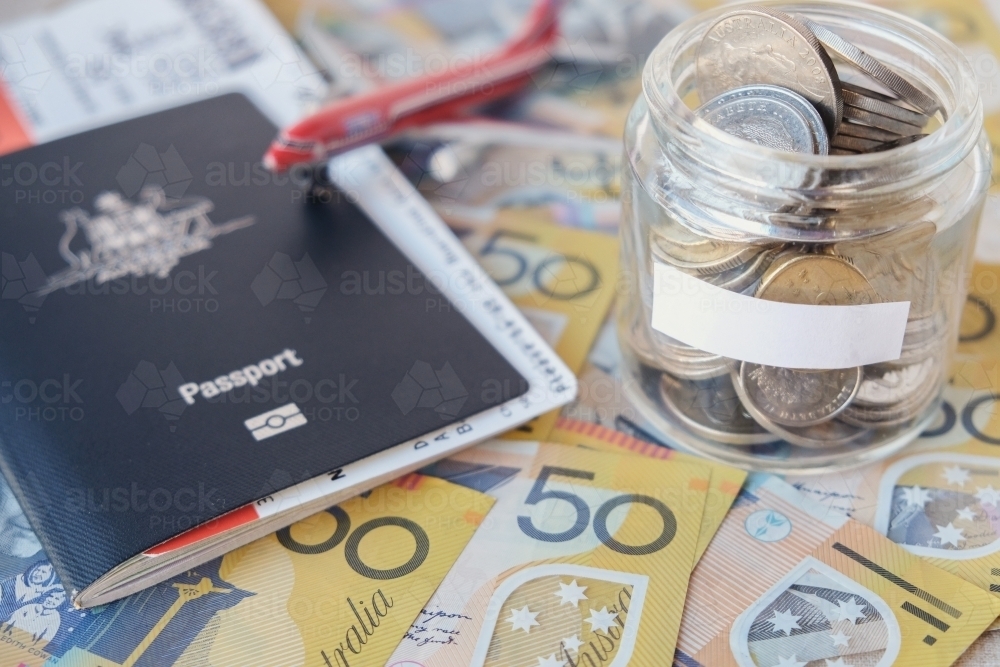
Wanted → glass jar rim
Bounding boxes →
[641,0,983,189]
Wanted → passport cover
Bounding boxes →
[0,93,527,598]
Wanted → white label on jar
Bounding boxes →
[651,262,911,369]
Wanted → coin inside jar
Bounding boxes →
[840,363,940,428]
[659,373,779,445]
[702,245,785,294]
[801,18,940,116]
[649,222,764,273]
[853,357,936,407]
[738,253,878,431]
[755,252,880,306]
[696,85,829,154]
[739,362,861,426]
[831,222,938,320]
[730,368,869,448]
[696,6,842,134]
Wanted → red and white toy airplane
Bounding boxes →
[263,0,562,172]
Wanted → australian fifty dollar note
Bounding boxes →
[785,263,1000,627]
[550,416,747,561]
[387,440,711,666]
[675,475,1000,667]
[0,474,492,667]
[455,217,619,441]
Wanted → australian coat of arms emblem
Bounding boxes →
[39,185,254,295]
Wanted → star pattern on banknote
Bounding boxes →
[901,485,932,508]
[766,609,802,636]
[834,597,865,624]
[508,605,540,633]
[555,580,588,607]
[956,506,977,522]
[825,659,854,667]
[976,485,1000,507]
[585,606,618,634]
[775,657,806,667]
[829,630,850,647]
[942,465,971,486]
[536,654,566,667]
[562,634,584,654]
[934,522,966,547]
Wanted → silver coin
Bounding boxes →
[840,365,940,428]
[758,415,869,449]
[697,85,828,155]
[698,94,816,154]
[755,85,831,154]
[697,7,842,134]
[659,373,779,445]
[802,19,940,116]
[841,82,928,128]
[731,368,869,448]
[703,245,785,294]
[842,106,925,136]
[831,222,938,320]
[874,134,928,151]
[650,223,765,274]
[830,134,882,153]
[621,310,667,370]
[623,312,730,380]
[901,330,941,359]
[739,362,861,426]
[822,197,937,233]
[837,119,902,143]
[854,357,936,407]
[651,335,730,380]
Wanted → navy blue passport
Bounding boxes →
[0,94,529,607]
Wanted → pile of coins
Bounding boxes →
[694,7,935,156]
[636,239,948,448]
[631,6,951,450]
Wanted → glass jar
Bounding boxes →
[619,1,990,473]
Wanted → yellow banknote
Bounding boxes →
[387,440,710,666]
[454,219,619,440]
[678,476,1000,667]
[512,69,646,139]
[427,139,622,216]
[422,132,624,235]
[789,263,1000,616]
[0,475,492,667]
[195,475,492,667]
[677,475,850,665]
[550,415,747,561]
